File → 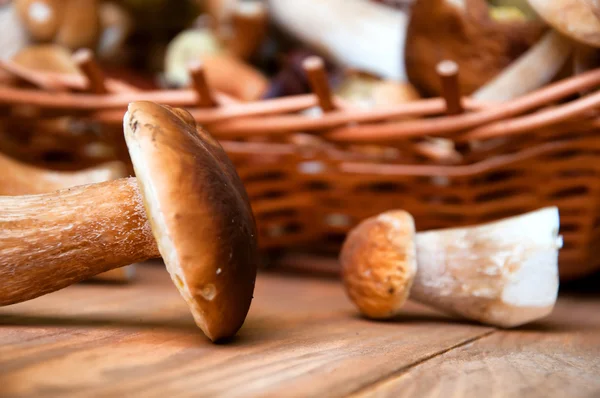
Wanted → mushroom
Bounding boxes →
[15,0,101,50]
[528,0,600,47]
[96,0,133,65]
[268,0,408,80]
[341,207,561,327]
[15,0,62,42]
[524,0,600,79]
[0,101,259,342]
[405,0,547,97]
[164,27,268,101]
[11,43,81,75]
[222,0,268,61]
[54,0,100,50]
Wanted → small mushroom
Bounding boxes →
[54,0,101,50]
[222,0,268,60]
[0,102,258,342]
[0,1,29,60]
[97,1,133,65]
[268,0,408,80]
[164,28,268,101]
[405,0,547,97]
[525,0,600,78]
[15,0,101,50]
[15,0,62,42]
[11,43,81,75]
[341,207,561,327]
[528,0,600,47]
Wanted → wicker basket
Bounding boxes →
[1,59,600,280]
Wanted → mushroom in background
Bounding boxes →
[11,43,81,75]
[405,0,547,98]
[268,0,408,80]
[526,0,600,77]
[163,2,269,101]
[15,0,101,51]
[97,1,133,65]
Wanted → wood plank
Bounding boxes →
[0,264,492,398]
[353,294,600,398]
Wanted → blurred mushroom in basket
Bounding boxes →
[164,0,269,101]
[525,0,600,76]
[404,0,551,99]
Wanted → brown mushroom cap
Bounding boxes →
[405,0,546,96]
[527,0,600,47]
[15,0,62,42]
[340,210,417,319]
[123,101,258,342]
[12,44,81,74]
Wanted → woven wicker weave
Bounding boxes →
[1,60,599,280]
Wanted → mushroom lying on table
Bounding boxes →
[341,208,561,327]
[0,101,259,342]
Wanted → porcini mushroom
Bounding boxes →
[15,0,62,42]
[164,28,268,101]
[405,0,547,97]
[524,0,600,80]
[54,0,100,50]
[0,101,258,341]
[268,0,408,80]
[528,0,600,47]
[11,44,81,75]
[341,207,561,327]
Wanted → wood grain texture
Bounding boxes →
[0,264,492,398]
[354,295,600,398]
[1,264,598,398]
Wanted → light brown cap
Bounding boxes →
[340,210,417,319]
[123,101,258,342]
[15,0,62,42]
[528,0,600,47]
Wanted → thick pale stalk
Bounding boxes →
[411,207,561,327]
[0,177,159,305]
[268,0,407,80]
[473,31,573,102]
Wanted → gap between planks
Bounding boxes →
[347,329,497,397]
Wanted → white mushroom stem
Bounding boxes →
[473,30,573,102]
[412,207,561,327]
[267,0,408,80]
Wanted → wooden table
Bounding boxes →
[1,264,599,397]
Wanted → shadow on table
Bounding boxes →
[0,312,298,346]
